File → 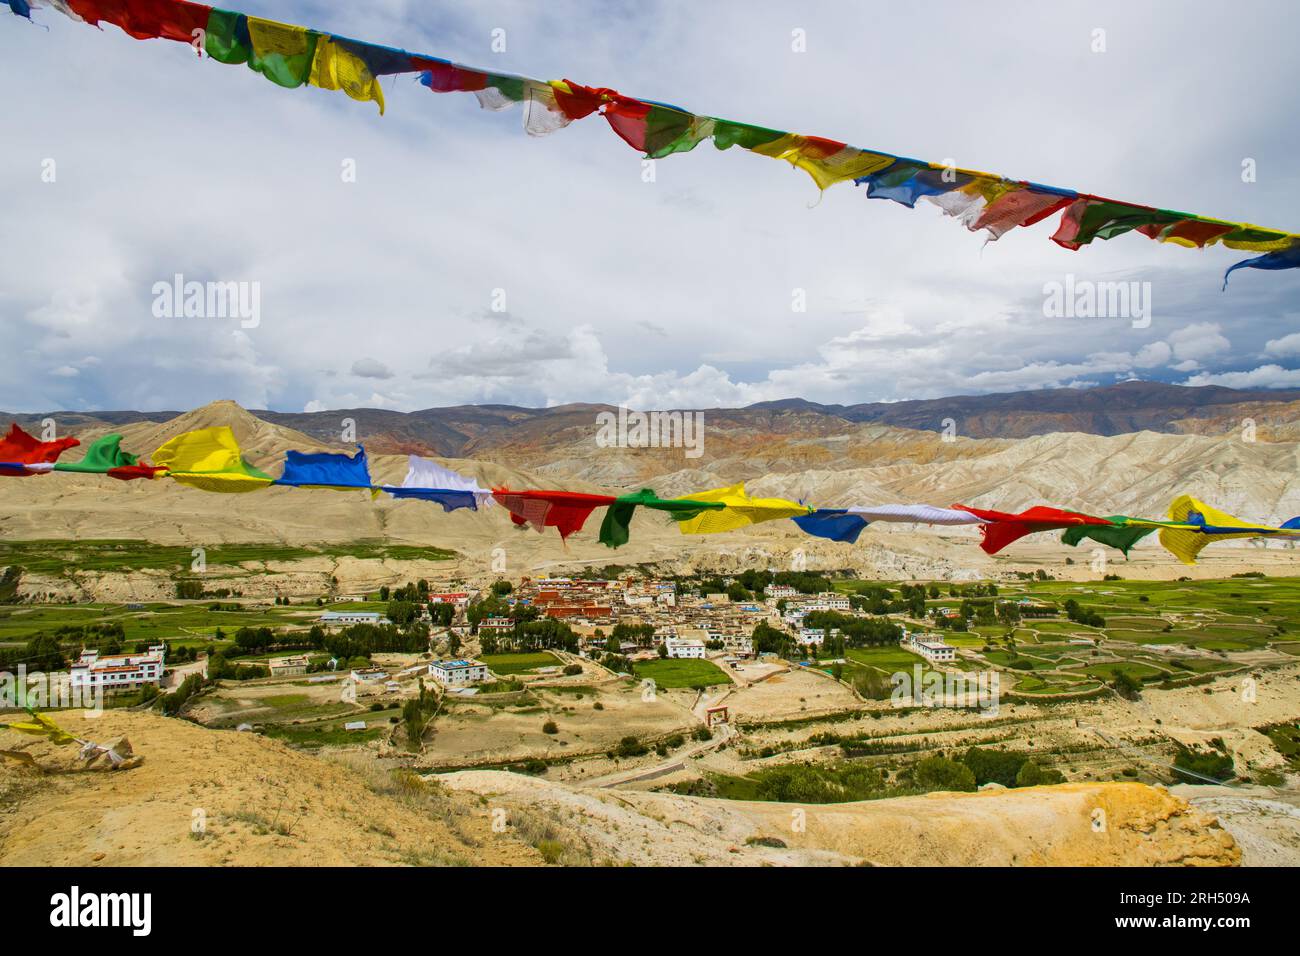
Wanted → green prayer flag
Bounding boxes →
[598,489,723,548]
[1061,516,1158,555]
[53,434,138,473]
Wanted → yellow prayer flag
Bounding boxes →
[0,710,79,746]
[675,483,810,535]
[151,427,274,493]
[749,134,893,191]
[1158,495,1299,565]
[246,17,313,57]
[310,38,386,115]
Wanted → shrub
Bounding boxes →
[1015,761,1065,787]
[614,735,648,758]
[962,747,1028,788]
[914,756,977,793]
[542,720,558,735]
[1173,745,1235,784]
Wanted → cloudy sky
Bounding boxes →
[3,0,1299,413]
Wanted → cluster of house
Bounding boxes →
[477,577,771,660]
[773,589,854,646]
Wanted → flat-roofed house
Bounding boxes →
[320,610,389,626]
[268,654,310,677]
[70,645,166,691]
[429,658,490,685]
[664,638,707,659]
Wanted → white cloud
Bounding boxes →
[1182,365,1300,389]
[1265,331,1300,357]
[1169,322,1231,363]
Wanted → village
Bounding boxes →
[53,574,997,701]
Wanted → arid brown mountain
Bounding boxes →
[749,381,1300,438]
[10,383,1300,457]
[4,399,1300,590]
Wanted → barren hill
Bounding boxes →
[0,712,1240,867]
[3,400,1300,586]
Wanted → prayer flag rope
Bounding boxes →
[4,422,1300,565]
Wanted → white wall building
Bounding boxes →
[429,658,490,685]
[268,654,310,677]
[320,610,389,626]
[813,592,852,611]
[765,585,798,600]
[903,632,956,663]
[665,638,707,659]
[797,628,826,646]
[70,645,166,690]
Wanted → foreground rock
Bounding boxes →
[0,710,1242,867]
[441,770,1242,866]
[0,712,538,867]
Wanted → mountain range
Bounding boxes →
[4,382,1300,586]
[10,382,1300,459]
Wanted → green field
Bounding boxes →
[481,652,562,675]
[1010,673,1102,695]
[0,600,318,645]
[845,645,929,673]
[1081,661,1168,682]
[633,657,732,689]
[0,538,457,577]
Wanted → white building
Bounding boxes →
[723,633,754,656]
[70,645,165,690]
[268,654,310,677]
[665,638,707,659]
[812,592,852,612]
[904,632,956,663]
[429,658,490,685]
[765,584,798,600]
[797,628,826,646]
[350,667,389,683]
[428,592,472,607]
[478,616,514,633]
[320,610,389,626]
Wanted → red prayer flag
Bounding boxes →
[492,490,616,540]
[953,505,1113,555]
[552,80,615,121]
[107,463,167,481]
[413,59,488,93]
[0,423,79,477]
[65,0,212,43]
